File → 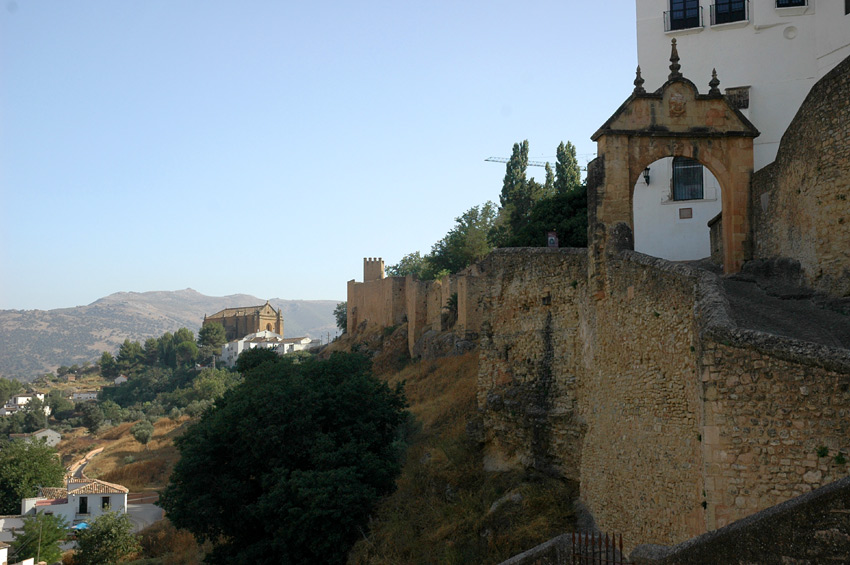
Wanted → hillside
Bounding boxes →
[0,289,340,380]
[328,324,579,564]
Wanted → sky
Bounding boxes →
[0,1,637,311]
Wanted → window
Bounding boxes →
[672,157,704,200]
[776,0,806,7]
[666,0,703,31]
[102,496,111,510]
[846,0,849,14]
[712,0,748,25]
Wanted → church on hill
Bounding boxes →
[203,301,283,341]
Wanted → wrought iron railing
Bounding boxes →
[664,6,703,32]
[571,532,631,565]
[711,0,749,25]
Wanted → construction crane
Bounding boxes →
[484,156,550,168]
[485,156,591,173]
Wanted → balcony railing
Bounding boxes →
[711,0,749,25]
[664,6,704,32]
[776,0,807,7]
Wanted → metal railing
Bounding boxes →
[711,0,749,25]
[571,532,631,565]
[664,6,703,32]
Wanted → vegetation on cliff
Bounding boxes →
[339,326,578,565]
[160,351,409,564]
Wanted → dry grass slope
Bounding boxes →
[346,329,578,565]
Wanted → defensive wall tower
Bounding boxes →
[364,257,385,282]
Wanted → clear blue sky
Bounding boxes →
[1,1,637,310]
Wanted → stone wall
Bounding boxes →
[477,248,587,479]
[346,276,406,334]
[699,333,850,531]
[751,55,850,297]
[631,476,850,565]
[348,265,485,356]
[579,254,705,548]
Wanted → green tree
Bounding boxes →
[10,511,68,564]
[161,353,408,564]
[555,141,581,195]
[100,351,119,379]
[505,185,588,248]
[333,302,347,333]
[131,420,155,449]
[158,332,177,368]
[428,202,497,275]
[197,323,227,365]
[46,390,74,420]
[0,440,65,514]
[74,511,140,565]
[499,139,529,211]
[0,377,24,405]
[174,328,195,345]
[544,162,556,197]
[80,402,105,435]
[191,368,235,402]
[116,339,144,374]
[176,341,199,367]
[385,252,429,278]
[142,337,160,366]
[234,347,281,375]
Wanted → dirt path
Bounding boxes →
[67,446,104,477]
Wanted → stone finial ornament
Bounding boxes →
[709,68,721,96]
[633,66,646,94]
[668,38,682,80]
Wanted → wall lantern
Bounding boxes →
[642,167,651,185]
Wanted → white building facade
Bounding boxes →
[0,394,49,418]
[632,0,850,261]
[21,477,128,526]
[220,331,318,368]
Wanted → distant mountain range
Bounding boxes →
[0,289,341,381]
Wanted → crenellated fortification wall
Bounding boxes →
[347,261,486,356]
[750,55,850,298]
[346,276,406,334]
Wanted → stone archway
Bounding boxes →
[589,40,759,277]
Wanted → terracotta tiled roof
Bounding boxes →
[207,304,269,319]
[39,487,68,499]
[67,479,129,495]
[281,336,309,343]
[36,497,68,506]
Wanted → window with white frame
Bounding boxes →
[672,157,704,200]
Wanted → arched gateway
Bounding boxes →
[589,40,759,278]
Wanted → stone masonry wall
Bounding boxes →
[579,254,705,549]
[477,248,588,479]
[347,276,406,334]
[700,338,850,531]
[751,55,850,297]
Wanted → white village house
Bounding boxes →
[71,391,99,402]
[220,331,319,368]
[631,0,850,261]
[0,394,49,418]
[8,428,61,447]
[21,476,129,527]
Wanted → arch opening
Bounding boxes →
[632,155,723,262]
